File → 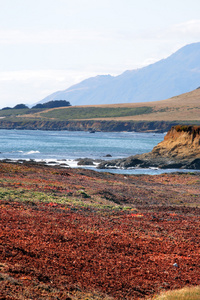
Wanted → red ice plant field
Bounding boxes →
[0,162,200,299]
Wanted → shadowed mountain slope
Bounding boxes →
[39,42,200,105]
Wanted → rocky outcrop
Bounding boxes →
[77,158,95,166]
[150,125,200,160]
[98,125,200,170]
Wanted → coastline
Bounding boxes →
[1,125,200,172]
[1,157,200,175]
[0,119,179,132]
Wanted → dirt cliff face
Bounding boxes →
[151,125,200,159]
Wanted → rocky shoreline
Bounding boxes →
[98,155,200,170]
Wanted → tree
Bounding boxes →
[32,100,71,109]
[1,107,12,110]
[13,104,29,109]
[32,103,44,109]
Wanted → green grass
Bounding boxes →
[0,186,134,212]
[0,108,44,117]
[40,106,153,120]
[0,108,30,117]
[0,187,53,204]
[0,187,91,209]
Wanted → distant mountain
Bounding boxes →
[39,42,200,106]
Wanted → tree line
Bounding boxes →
[1,100,71,110]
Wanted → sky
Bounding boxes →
[0,0,200,109]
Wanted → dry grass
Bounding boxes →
[5,88,200,123]
[151,286,200,300]
[68,88,200,121]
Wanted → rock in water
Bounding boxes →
[77,158,95,166]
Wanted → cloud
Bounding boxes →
[0,29,114,45]
[0,69,115,84]
[1,19,199,108]
[169,20,200,38]
[155,19,200,41]
[0,69,111,108]
[0,70,71,81]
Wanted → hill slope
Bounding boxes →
[39,42,200,105]
[1,88,200,132]
[38,88,200,122]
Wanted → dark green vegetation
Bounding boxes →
[40,106,153,120]
[0,100,71,117]
[13,104,29,109]
[175,125,200,134]
[2,104,29,110]
[32,100,71,109]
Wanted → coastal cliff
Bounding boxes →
[150,125,200,160]
[0,119,178,132]
[98,125,200,169]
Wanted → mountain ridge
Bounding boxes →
[38,42,200,106]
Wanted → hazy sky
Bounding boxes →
[0,0,200,108]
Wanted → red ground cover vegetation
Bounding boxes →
[0,162,200,299]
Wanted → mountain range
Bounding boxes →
[39,42,200,106]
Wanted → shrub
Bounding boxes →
[175,125,200,134]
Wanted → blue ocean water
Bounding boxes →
[0,129,196,175]
[0,130,164,160]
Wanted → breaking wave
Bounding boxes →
[25,150,40,155]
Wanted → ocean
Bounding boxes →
[0,129,196,175]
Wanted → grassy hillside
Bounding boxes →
[39,88,200,122]
[0,108,43,117]
[0,88,200,123]
[39,106,153,120]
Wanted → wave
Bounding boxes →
[12,150,40,155]
[12,150,23,153]
[25,150,40,155]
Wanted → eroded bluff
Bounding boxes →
[98,125,200,170]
